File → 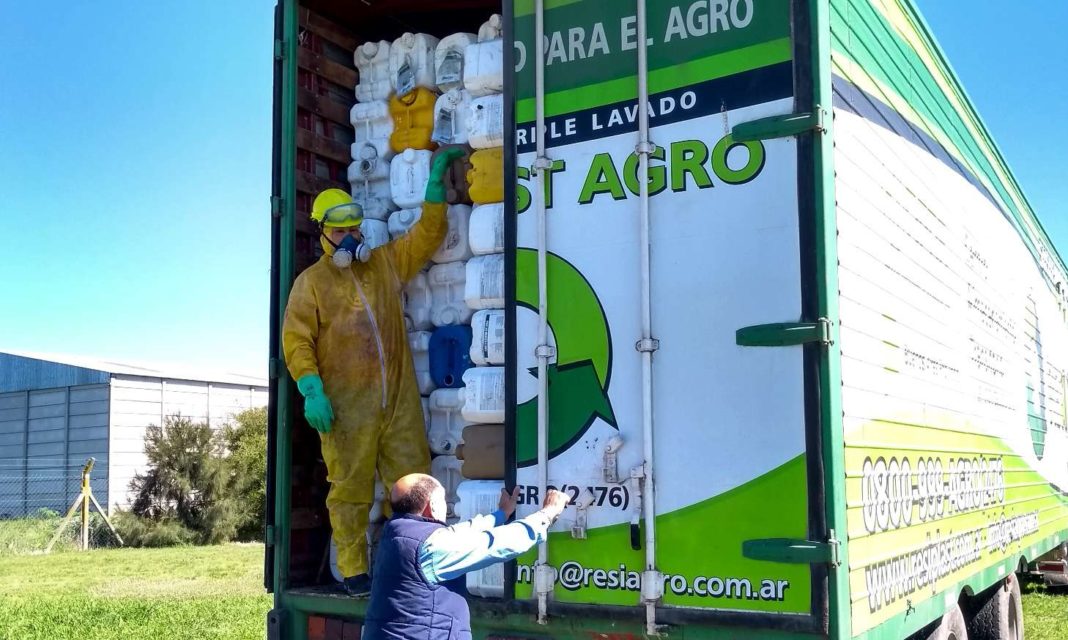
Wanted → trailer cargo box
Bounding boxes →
[268,1,1068,639]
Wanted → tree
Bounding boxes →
[127,414,243,544]
[221,407,268,541]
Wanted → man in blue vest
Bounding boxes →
[364,473,570,639]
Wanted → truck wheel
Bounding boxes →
[967,574,1024,640]
[919,603,969,640]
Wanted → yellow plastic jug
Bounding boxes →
[466,147,503,204]
[389,87,439,153]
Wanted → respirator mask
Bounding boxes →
[327,232,371,268]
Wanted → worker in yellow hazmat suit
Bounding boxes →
[283,147,467,597]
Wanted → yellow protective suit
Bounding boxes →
[282,201,447,577]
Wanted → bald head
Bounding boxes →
[391,473,442,516]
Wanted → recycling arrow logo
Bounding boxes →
[515,248,616,467]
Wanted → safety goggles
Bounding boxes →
[321,202,364,228]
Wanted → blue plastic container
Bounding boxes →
[429,325,473,388]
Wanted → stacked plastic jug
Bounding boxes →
[346,17,506,598]
[451,16,508,601]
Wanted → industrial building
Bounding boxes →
[0,351,267,517]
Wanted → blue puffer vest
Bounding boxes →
[363,514,470,640]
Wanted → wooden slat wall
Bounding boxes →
[295,9,357,274]
[290,8,359,585]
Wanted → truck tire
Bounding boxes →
[919,603,969,640]
[967,573,1024,640]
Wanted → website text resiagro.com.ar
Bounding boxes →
[516,561,791,602]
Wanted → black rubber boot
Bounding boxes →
[342,573,371,598]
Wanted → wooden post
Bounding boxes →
[80,458,93,551]
[46,457,122,553]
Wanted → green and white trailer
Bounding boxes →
[267,1,1068,639]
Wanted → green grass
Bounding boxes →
[0,543,271,640]
[1023,580,1068,640]
[0,543,1064,640]
[0,511,120,557]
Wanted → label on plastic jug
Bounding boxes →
[473,310,505,365]
[477,255,504,300]
[469,95,504,148]
[397,59,415,97]
[477,373,502,412]
[437,50,463,87]
[463,368,504,423]
[432,109,454,145]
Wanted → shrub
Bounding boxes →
[221,407,268,541]
[127,415,243,545]
[112,511,196,548]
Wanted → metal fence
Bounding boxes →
[0,457,122,556]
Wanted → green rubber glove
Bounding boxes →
[296,374,334,434]
[425,147,468,203]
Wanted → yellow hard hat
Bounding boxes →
[311,189,364,228]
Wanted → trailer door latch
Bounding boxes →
[736,318,832,347]
[730,107,827,142]
[743,532,841,567]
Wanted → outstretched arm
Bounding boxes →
[385,147,467,282]
[418,488,570,584]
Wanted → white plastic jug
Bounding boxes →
[422,397,431,439]
[435,33,477,93]
[350,142,391,180]
[456,480,506,597]
[348,153,396,222]
[408,331,435,396]
[390,32,440,95]
[428,261,473,327]
[478,15,503,42]
[463,39,504,98]
[350,101,395,163]
[390,148,432,210]
[462,366,505,424]
[431,455,464,523]
[470,310,505,366]
[388,207,422,240]
[348,146,392,221]
[464,254,505,310]
[428,388,470,455]
[361,219,389,250]
[431,89,472,146]
[368,480,387,523]
[466,94,505,149]
[403,271,434,332]
[354,41,393,103]
[468,203,504,255]
[431,205,474,264]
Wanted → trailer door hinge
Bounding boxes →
[736,318,832,347]
[743,532,840,567]
[730,107,827,143]
[264,524,276,545]
[273,39,286,61]
[268,358,284,380]
[270,196,284,219]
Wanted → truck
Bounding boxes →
[267,1,1068,639]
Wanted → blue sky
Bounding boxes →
[0,2,1065,376]
[917,0,1068,255]
[0,2,274,375]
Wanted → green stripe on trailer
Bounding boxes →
[516,37,793,122]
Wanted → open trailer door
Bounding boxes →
[509,0,835,633]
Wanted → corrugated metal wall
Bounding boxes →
[0,385,110,518]
[107,375,268,513]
